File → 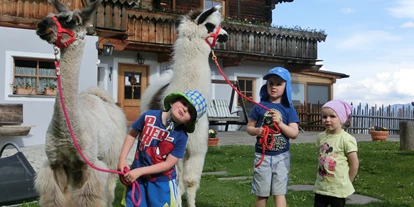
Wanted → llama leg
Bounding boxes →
[72,161,109,207]
[182,144,208,207]
[35,161,71,207]
[106,174,118,207]
[176,158,185,207]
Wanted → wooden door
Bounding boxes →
[118,64,149,126]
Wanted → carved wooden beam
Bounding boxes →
[95,28,130,40]
[157,53,172,63]
[125,42,173,53]
[222,57,242,67]
[0,16,39,30]
[97,37,130,51]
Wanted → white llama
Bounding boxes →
[140,6,228,207]
[34,0,126,206]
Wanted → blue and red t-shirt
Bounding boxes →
[249,101,299,155]
[130,110,188,182]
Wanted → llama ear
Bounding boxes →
[48,0,69,13]
[80,0,100,23]
[197,6,219,25]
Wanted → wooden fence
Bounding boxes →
[294,103,414,135]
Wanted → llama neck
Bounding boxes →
[51,41,84,132]
[171,38,212,90]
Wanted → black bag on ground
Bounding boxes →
[0,142,38,205]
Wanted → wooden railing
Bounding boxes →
[216,22,325,59]
[294,103,325,131]
[126,10,179,45]
[123,11,325,59]
[295,103,414,135]
[93,0,130,31]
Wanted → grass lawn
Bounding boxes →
[19,141,414,207]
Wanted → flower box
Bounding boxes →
[15,86,35,95]
[44,87,56,96]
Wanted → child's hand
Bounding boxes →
[270,111,282,125]
[117,160,129,172]
[124,168,144,182]
[256,127,264,137]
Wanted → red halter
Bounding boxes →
[51,16,78,48]
[205,26,222,48]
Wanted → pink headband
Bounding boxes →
[322,100,352,124]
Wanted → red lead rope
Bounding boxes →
[210,50,281,167]
[255,123,280,167]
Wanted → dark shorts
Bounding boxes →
[314,193,346,207]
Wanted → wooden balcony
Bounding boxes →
[123,9,326,69]
[0,0,56,29]
[217,22,326,60]
[0,0,325,69]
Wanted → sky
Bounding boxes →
[272,0,414,106]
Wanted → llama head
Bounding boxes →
[36,0,99,47]
[179,6,228,47]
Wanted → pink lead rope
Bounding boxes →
[49,14,141,206]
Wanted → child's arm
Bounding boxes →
[246,119,263,136]
[277,122,299,139]
[347,151,359,182]
[125,154,179,180]
[270,111,299,139]
[117,128,140,171]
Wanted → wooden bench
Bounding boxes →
[208,99,247,131]
[0,104,33,136]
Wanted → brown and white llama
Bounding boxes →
[140,6,228,207]
[34,0,126,206]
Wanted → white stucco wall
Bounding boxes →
[0,26,98,147]
[97,50,160,103]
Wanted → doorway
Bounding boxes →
[117,63,149,126]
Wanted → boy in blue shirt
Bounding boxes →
[117,90,207,207]
[246,67,300,207]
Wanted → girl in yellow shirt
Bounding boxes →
[314,100,359,207]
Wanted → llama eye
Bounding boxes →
[205,23,215,33]
[64,21,70,26]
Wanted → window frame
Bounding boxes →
[4,51,57,101]
[203,0,226,17]
[306,83,330,105]
[236,77,255,106]
[12,57,57,96]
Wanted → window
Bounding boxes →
[12,57,57,96]
[291,83,305,104]
[237,77,255,105]
[204,0,225,17]
[307,84,329,104]
[124,72,142,100]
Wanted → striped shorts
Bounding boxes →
[251,151,290,197]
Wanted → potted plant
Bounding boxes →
[208,129,219,146]
[369,126,389,141]
[44,83,57,96]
